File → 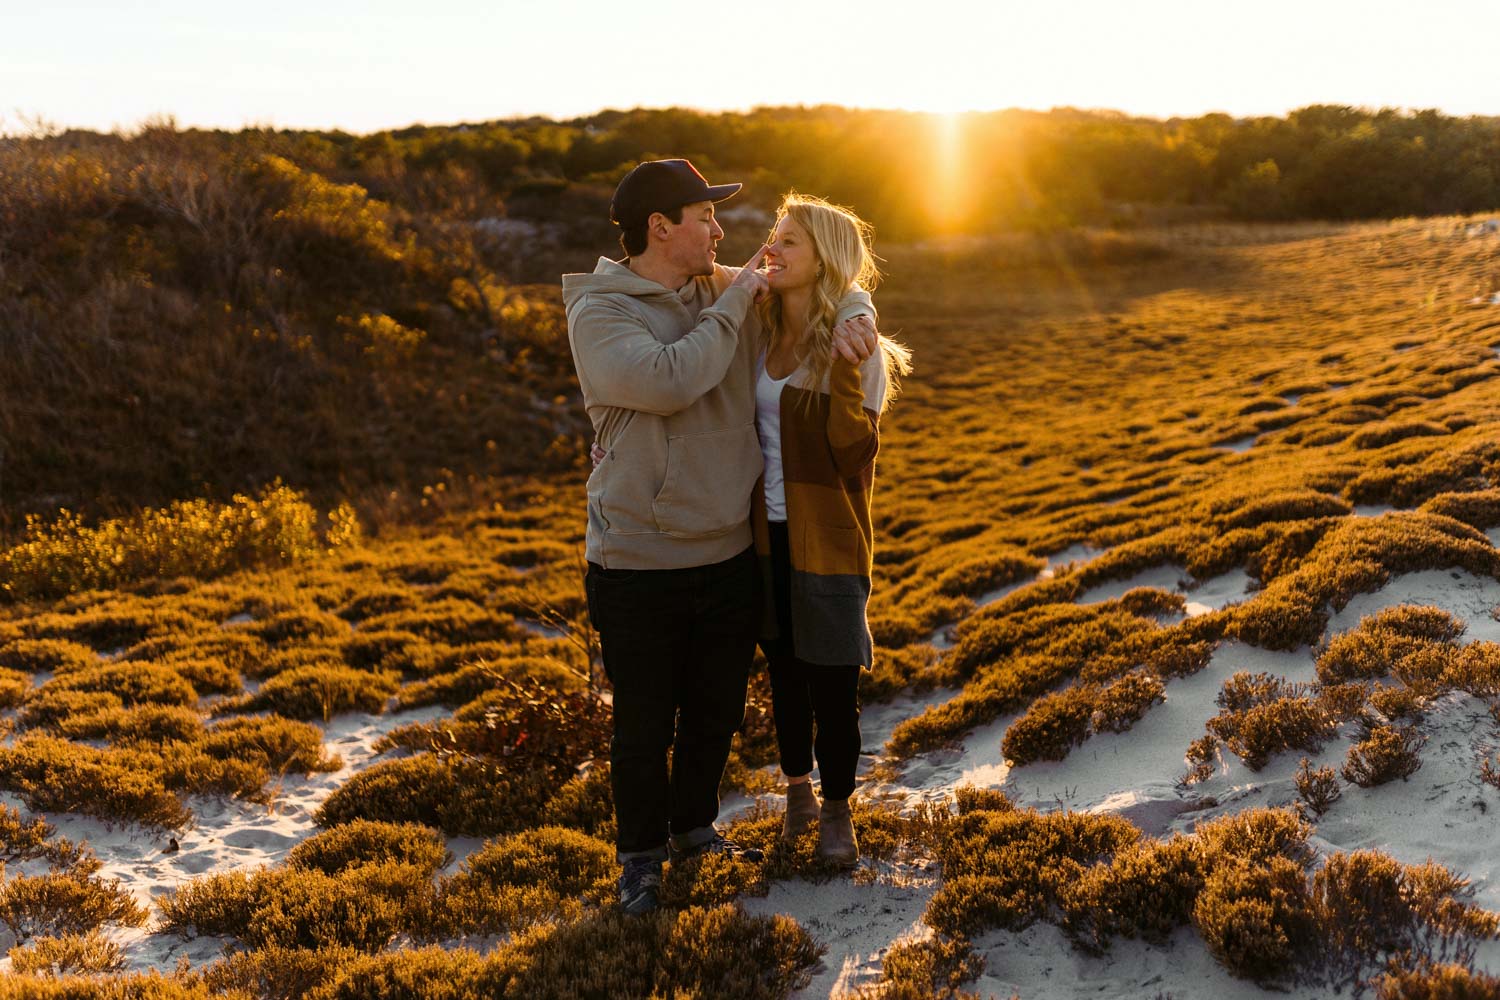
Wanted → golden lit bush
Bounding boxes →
[360,599,517,645]
[393,657,581,710]
[286,820,450,877]
[233,664,398,721]
[851,934,986,999]
[33,661,198,710]
[1343,724,1425,786]
[925,808,1139,937]
[1375,962,1500,999]
[243,862,432,951]
[314,752,554,837]
[934,550,1045,598]
[999,685,1096,765]
[0,972,221,999]
[0,869,148,940]
[1312,851,1500,989]
[0,484,359,601]
[0,639,97,675]
[201,716,342,773]
[53,703,205,746]
[6,930,126,977]
[161,861,433,952]
[1191,855,1317,982]
[245,608,350,646]
[1059,834,1204,953]
[0,666,29,709]
[476,903,823,1000]
[200,943,358,1000]
[1215,489,1353,531]
[1206,672,1335,770]
[434,826,615,936]
[538,764,615,838]
[1443,641,1500,697]
[0,736,191,829]
[1418,488,1500,530]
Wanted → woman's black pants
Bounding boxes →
[761,521,862,801]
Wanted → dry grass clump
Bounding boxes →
[889,597,1184,757]
[360,599,518,645]
[1295,757,1343,817]
[393,655,582,709]
[0,484,359,602]
[1349,420,1453,450]
[189,904,819,1000]
[1213,489,1353,531]
[228,664,398,721]
[1343,441,1500,508]
[52,703,205,746]
[6,930,126,976]
[1312,851,1500,990]
[1000,670,1165,766]
[1203,672,1338,770]
[286,820,450,876]
[1418,488,1500,530]
[1343,724,1426,786]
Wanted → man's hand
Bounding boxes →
[590,442,606,468]
[728,244,770,301]
[831,315,878,364]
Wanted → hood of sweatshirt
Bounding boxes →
[561,257,700,309]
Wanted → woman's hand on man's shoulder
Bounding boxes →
[831,314,878,364]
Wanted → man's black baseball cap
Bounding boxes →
[609,159,742,229]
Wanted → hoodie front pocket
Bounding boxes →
[653,424,763,539]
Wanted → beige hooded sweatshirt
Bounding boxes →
[562,256,874,571]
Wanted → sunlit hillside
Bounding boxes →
[5,208,1500,996]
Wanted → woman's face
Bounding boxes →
[764,215,819,292]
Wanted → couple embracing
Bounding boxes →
[562,158,911,916]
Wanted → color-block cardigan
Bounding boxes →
[752,345,889,669]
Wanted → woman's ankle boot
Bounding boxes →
[817,797,859,867]
[782,782,820,842]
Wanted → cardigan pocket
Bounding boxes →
[652,424,762,538]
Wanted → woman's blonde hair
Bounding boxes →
[756,193,912,412]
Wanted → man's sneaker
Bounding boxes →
[671,831,765,864]
[618,856,662,916]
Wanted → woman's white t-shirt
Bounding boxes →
[755,357,794,521]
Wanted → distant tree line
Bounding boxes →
[133,104,1499,239]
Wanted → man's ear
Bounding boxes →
[648,211,672,239]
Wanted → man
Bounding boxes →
[562,159,772,916]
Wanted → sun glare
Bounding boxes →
[928,112,969,233]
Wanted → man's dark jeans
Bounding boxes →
[584,546,758,861]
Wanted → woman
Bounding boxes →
[752,193,911,867]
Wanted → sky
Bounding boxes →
[5,0,1500,134]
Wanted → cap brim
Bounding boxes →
[706,182,742,203]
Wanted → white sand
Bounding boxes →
[6,529,1500,998]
